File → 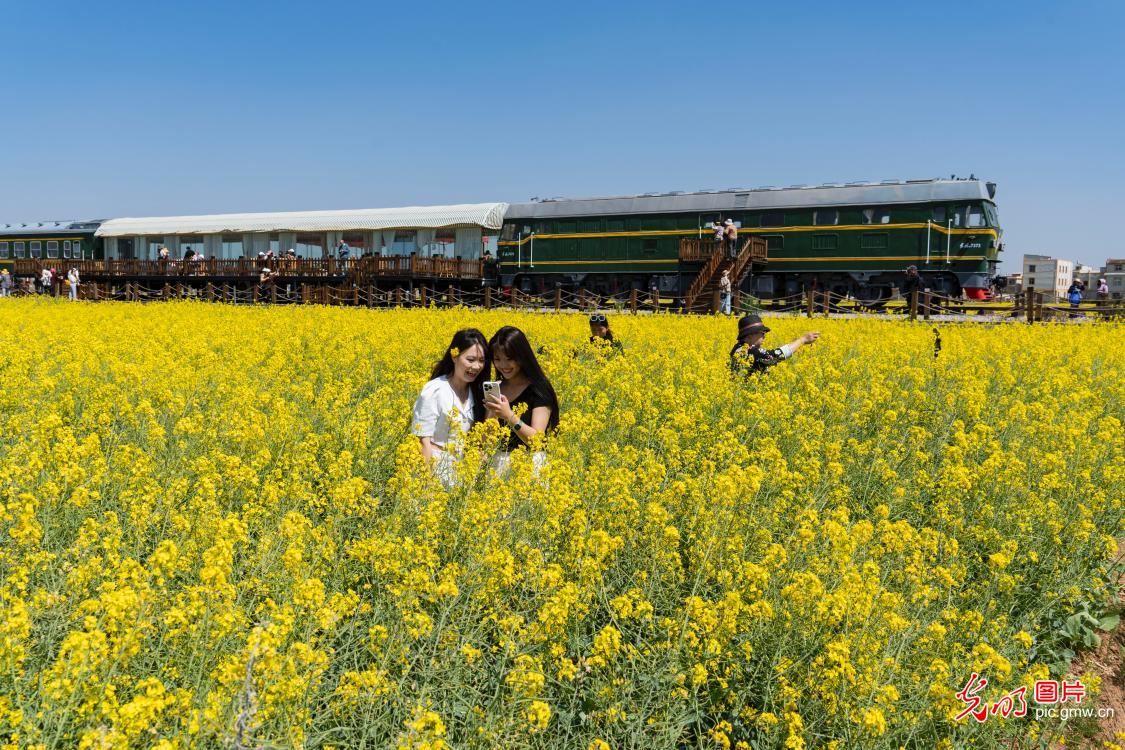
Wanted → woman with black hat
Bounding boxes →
[730,314,819,375]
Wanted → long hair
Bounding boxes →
[430,328,490,422]
[489,326,560,433]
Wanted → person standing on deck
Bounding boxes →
[724,219,739,259]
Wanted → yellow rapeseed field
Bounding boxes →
[0,297,1122,749]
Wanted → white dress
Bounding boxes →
[411,375,474,487]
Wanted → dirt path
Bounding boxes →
[1054,539,1125,748]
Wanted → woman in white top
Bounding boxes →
[411,328,490,487]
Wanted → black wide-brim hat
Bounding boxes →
[738,313,770,333]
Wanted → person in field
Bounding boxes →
[411,328,490,488]
[485,326,559,476]
[587,313,624,354]
[66,267,80,301]
[730,314,820,376]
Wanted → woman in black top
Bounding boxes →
[485,326,560,454]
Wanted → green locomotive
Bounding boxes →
[499,178,1001,301]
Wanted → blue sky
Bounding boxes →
[2,0,1122,272]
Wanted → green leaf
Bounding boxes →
[1099,613,1120,631]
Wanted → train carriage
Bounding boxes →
[499,178,1001,303]
[0,220,103,278]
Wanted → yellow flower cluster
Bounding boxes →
[0,297,1121,748]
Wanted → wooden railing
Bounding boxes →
[10,256,484,280]
[679,238,723,262]
[683,243,726,308]
[730,237,768,278]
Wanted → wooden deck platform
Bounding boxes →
[10,256,485,282]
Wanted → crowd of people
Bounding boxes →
[410,311,817,486]
[1,266,83,299]
[711,219,740,259]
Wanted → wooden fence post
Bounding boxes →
[484,286,492,309]
[395,287,403,306]
[366,285,374,308]
[630,288,638,313]
[555,287,562,312]
[807,290,814,318]
[909,290,919,321]
[1025,289,1035,323]
[711,288,721,314]
[922,290,931,321]
[448,284,456,307]
[272,284,278,304]
[163,283,171,300]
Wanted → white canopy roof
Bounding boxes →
[95,202,508,237]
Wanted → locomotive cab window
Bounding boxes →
[984,204,999,227]
[862,208,891,224]
[31,241,42,258]
[0,242,7,259]
[47,241,59,258]
[953,205,986,228]
[814,209,838,226]
[760,212,784,227]
[931,207,947,223]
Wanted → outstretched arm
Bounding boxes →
[782,332,821,356]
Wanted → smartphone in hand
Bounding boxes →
[483,381,502,401]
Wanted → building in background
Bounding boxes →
[95,203,508,261]
[1022,254,1073,299]
[1104,258,1125,299]
[1006,272,1023,292]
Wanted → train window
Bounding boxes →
[47,241,59,258]
[221,235,243,257]
[500,224,517,241]
[63,241,71,258]
[31,241,42,258]
[814,209,838,226]
[14,242,25,258]
[763,235,784,250]
[811,234,838,250]
[984,204,999,227]
[760,212,784,227]
[606,219,625,233]
[73,242,83,260]
[952,205,985,227]
[931,206,947,223]
[861,233,889,249]
[862,208,891,224]
[0,242,7,258]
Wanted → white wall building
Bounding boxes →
[1022,254,1073,300]
[1105,259,1125,299]
[95,203,508,261]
